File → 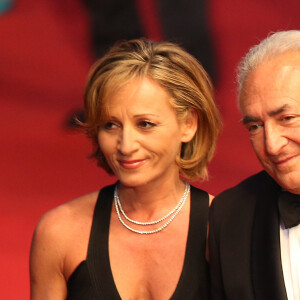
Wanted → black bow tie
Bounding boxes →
[278,191,300,229]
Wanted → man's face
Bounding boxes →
[240,51,300,194]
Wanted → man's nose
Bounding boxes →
[117,126,138,155]
[264,123,287,155]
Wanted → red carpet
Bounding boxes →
[1,0,299,298]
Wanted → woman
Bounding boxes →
[30,39,221,299]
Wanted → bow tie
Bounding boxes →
[278,191,300,229]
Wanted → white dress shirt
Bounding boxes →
[280,222,300,300]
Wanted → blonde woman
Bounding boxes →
[30,39,221,300]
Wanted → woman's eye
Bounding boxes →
[104,121,118,130]
[138,120,156,128]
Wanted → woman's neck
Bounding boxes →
[116,177,187,221]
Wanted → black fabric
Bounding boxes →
[251,177,287,300]
[209,171,288,300]
[67,184,210,299]
[156,0,216,81]
[67,261,94,299]
[83,0,143,58]
[278,190,300,229]
[82,0,216,82]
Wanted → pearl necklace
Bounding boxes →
[114,182,190,234]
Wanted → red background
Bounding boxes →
[1,0,300,298]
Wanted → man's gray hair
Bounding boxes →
[237,30,300,100]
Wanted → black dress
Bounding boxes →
[67,184,210,299]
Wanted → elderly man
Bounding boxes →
[209,30,300,300]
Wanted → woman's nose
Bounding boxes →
[117,126,139,155]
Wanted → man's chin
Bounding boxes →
[273,172,300,195]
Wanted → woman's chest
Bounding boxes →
[108,220,189,299]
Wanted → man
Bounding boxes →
[209,30,300,300]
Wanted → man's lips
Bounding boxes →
[118,159,147,169]
[272,154,298,166]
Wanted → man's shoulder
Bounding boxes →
[222,170,269,194]
[209,171,273,229]
[212,170,271,209]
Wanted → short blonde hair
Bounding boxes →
[82,39,221,181]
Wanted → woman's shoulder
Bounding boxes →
[30,191,100,297]
[190,184,213,206]
[31,191,99,261]
[36,191,99,235]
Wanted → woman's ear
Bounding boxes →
[181,108,198,143]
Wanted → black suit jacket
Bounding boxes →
[209,171,288,300]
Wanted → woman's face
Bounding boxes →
[97,77,192,188]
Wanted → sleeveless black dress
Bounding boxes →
[67,184,210,299]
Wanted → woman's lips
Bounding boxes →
[118,159,147,169]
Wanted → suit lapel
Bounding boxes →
[220,183,257,299]
[251,175,288,300]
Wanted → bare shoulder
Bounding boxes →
[33,191,98,245]
[30,191,99,299]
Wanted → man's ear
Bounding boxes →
[181,108,198,143]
